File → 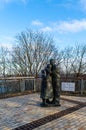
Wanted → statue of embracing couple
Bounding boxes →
[40,59,61,107]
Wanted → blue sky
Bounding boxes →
[0,0,86,50]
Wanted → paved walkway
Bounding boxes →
[0,93,86,130]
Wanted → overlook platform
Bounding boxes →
[0,93,86,130]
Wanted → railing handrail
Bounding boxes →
[0,76,35,80]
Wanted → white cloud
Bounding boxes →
[32,19,86,33]
[0,36,15,42]
[31,20,43,26]
[41,26,52,32]
[53,19,86,33]
[0,36,15,50]
[0,43,13,50]
[39,19,86,33]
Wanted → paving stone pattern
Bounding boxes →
[0,93,86,130]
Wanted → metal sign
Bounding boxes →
[61,82,75,92]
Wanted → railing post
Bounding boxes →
[20,79,25,92]
[33,78,36,92]
[81,78,84,95]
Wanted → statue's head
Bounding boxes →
[50,59,55,65]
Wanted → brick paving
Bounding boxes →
[0,93,86,130]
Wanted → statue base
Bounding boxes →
[40,102,61,107]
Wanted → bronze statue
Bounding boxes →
[40,59,61,107]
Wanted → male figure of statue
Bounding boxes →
[50,59,61,106]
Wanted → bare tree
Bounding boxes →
[61,44,86,77]
[12,29,61,76]
[0,47,10,77]
[71,44,86,76]
[61,47,74,77]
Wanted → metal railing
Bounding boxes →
[0,76,86,98]
[0,77,35,98]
